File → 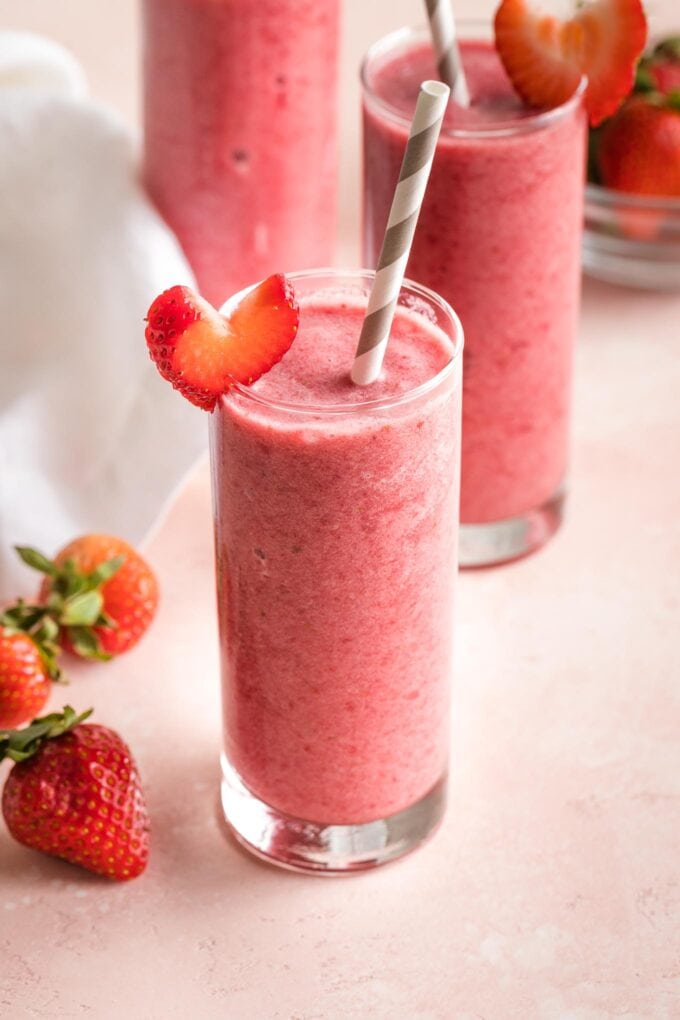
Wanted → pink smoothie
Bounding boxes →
[143,0,339,307]
[363,36,586,523]
[210,283,461,825]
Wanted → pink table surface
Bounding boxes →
[2,277,679,1018]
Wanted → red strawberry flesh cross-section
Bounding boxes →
[145,274,299,411]
[494,0,647,126]
[173,316,233,391]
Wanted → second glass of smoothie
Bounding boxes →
[142,0,339,308]
[210,269,463,872]
[362,22,587,566]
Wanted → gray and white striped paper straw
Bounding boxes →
[351,80,450,386]
[424,0,470,106]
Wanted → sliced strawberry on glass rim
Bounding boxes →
[494,0,648,126]
[145,274,299,411]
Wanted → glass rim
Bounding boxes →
[218,267,463,418]
[361,22,587,140]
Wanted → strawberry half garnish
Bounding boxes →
[494,0,648,126]
[145,274,299,411]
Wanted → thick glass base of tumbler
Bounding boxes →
[220,755,446,874]
[459,488,565,568]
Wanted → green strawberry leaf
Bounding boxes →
[14,546,58,577]
[36,644,64,683]
[32,623,64,682]
[0,604,65,682]
[39,616,60,643]
[653,37,680,62]
[0,601,48,632]
[0,706,92,763]
[66,626,112,662]
[88,555,125,588]
[60,559,87,599]
[8,549,127,667]
[60,590,104,627]
[635,63,655,94]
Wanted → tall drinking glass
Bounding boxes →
[362,23,586,566]
[210,269,463,872]
[142,0,339,307]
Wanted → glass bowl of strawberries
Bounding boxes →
[583,36,680,290]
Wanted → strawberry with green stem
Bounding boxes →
[18,534,158,660]
[0,549,95,728]
[0,536,156,726]
[1,705,149,880]
[0,610,61,728]
[17,543,125,660]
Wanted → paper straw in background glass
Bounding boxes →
[351,79,450,386]
[424,0,469,105]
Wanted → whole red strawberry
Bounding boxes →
[597,94,680,198]
[1,706,149,880]
[15,535,159,659]
[145,274,299,411]
[0,628,52,728]
[0,605,62,729]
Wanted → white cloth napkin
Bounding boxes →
[0,33,206,598]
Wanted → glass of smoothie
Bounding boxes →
[209,268,463,872]
[362,21,587,567]
[142,0,339,308]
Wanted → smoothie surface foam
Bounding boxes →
[245,296,454,408]
[368,39,548,128]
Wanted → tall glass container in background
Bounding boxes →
[210,269,463,872]
[362,23,586,566]
[142,0,340,307]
